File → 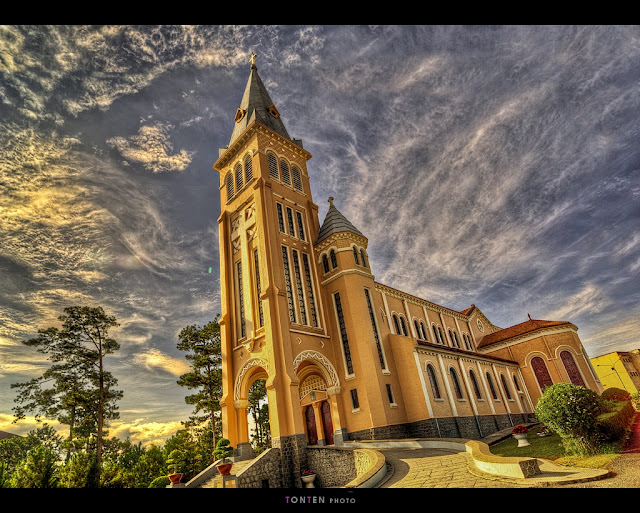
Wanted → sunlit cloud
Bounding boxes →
[131,348,191,376]
[106,123,194,173]
[109,418,184,447]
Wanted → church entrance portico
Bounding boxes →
[294,350,344,446]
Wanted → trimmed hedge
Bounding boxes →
[596,400,636,442]
[600,387,631,402]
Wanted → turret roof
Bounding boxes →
[316,197,365,244]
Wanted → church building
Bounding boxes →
[212,56,603,481]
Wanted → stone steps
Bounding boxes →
[199,460,254,488]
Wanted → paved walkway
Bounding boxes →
[373,421,630,488]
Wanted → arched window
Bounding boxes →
[560,350,586,387]
[360,249,367,268]
[450,368,463,399]
[280,159,291,185]
[432,325,439,343]
[329,249,337,269]
[268,152,279,179]
[486,372,498,400]
[235,163,243,191]
[469,370,482,399]
[453,331,461,348]
[244,153,253,183]
[531,356,554,390]
[352,246,360,265]
[438,327,445,345]
[399,316,408,336]
[292,166,303,191]
[392,314,401,335]
[426,364,441,399]
[513,374,521,392]
[414,320,422,340]
[226,173,234,200]
[500,374,512,400]
[421,322,428,341]
[322,254,330,274]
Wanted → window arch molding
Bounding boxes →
[391,312,409,336]
[558,349,586,387]
[469,369,482,400]
[528,353,554,392]
[449,366,464,400]
[425,362,442,399]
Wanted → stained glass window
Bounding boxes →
[334,292,354,375]
[450,368,463,399]
[281,246,296,323]
[560,351,586,387]
[302,253,318,327]
[531,356,554,390]
[486,372,498,400]
[292,249,307,326]
[470,370,482,399]
[296,211,306,241]
[427,365,441,399]
[254,249,263,328]
[365,288,385,369]
[236,261,245,338]
[500,374,512,400]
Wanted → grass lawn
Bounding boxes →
[490,425,622,470]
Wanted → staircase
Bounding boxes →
[198,460,254,488]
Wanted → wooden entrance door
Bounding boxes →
[305,405,317,445]
[321,401,334,445]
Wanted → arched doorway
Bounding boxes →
[305,405,318,445]
[321,401,334,445]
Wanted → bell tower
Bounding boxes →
[213,54,332,486]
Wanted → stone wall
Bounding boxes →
[347,413,537,441]
[306,446,358,488]
[236,448,283,488]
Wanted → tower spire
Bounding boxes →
[228,54,291,146]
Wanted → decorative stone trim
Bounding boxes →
[293,350,340,387]
[234,357,268,402]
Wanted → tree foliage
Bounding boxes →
[11,306,122,483]
[176,318,222,455]
[535,382,603,455]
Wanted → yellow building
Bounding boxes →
[213,57,603,485]
[591,350,640,394]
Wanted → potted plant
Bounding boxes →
[512,425,530,447]
[166,449,187,484]
[213,438,234,476]
[301,469,316,488]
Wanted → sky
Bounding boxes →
[1,25,639,446]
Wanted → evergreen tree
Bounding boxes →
[176,317,222,457]
[11,306,122,484]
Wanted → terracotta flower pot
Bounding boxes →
[168,473,183,484]
[217,463,233,476]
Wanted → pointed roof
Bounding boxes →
[316,197,365,244]
[476,318,575,349]
[228,54,291,146]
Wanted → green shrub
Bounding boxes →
[535,383,603,455]
[149,476,171,488]
[600,387,631,402]
[596,399,636,442]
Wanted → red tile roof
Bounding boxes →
[477,319,575,349]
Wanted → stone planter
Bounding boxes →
[301,474,316,488]
[513,433,530,447]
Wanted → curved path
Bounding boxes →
[377,447,531,488]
